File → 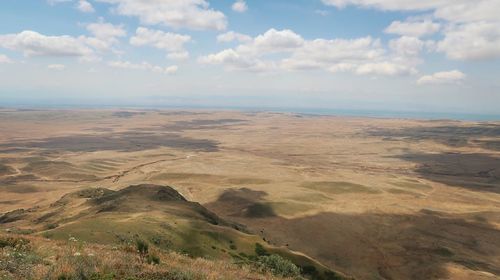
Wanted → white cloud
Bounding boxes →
[96,0,227,30]
[164,65,178,75]
[321,0,449,12]
[201,28,417,76]
[85,20,126,51]
[232,0,248,13]
[385,19,440,37]
[433,0,500,23]
[0,30,94,58]
[87,21,126,40]
[200,29,305,72]
[130,27,191,59]
[167,51,190,60]
[108,60,178,74]
[243,28,304,54]
[437,22,500,60]
[321,0,500,23]
[417,70,465,85]
[77,0,95,13]
[48,64,66,71]
[0,54,13,64]
[130,27,191,51]
[323,0,500,61]
[356,62,417,76]
[389,36,424,57]
[217,31,252,43]
[199,49,274,72]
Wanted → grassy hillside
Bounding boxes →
[0,233,285,280]
[0,184,346,280]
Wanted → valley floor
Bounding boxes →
[0,109,499,279]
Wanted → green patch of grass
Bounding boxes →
[256,254,301,278]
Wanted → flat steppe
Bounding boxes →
[0,109,499,279]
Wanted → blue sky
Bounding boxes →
[0,0,499,114]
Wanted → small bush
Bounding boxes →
[136,239,149,256]
[0,236,30,249]
[254,243,268,256]
[302,265,318,275]
[324,271,342,280]
[256,254,301,278]
[147,254,160,265]
[45,223,59,230]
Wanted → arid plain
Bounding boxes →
[0,109,499,280]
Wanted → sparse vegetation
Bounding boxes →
[256,254,301,278]
[255,243,269,256]
[0,234,283,280]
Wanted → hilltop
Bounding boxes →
[1,184,344,280]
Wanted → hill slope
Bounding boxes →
[0,184,345,280]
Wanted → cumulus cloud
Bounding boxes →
[201,28,417,76]
[85,20,126,51]
[0,30,94,58]
[417,70,465,85]
[200,28,304,71]
[48,64,66,70]
[0,54,13,64]
[167,51,190,60]
[385,19,440,37]
[323,0,500,61]
[0,22,128,62]
[217,31,252,43]
[437,22,500,60]
[199,49,274,72]
[321,0,450,11]
[356,62,417,76]
[242,28,304,55]
[77,0,95,12]
[130,27,191,60]
[87,21,126,40]
[232,0,248,13]
[388,36,424,57]
[108,60,178,74]
[96,0,227,30]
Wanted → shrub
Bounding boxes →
[147,254,160,265]
[324,271,342,280]
[256,254,301,278]
[302,265,318,275]
[254,243,268,256]
[45,223,59,230]
[136,239,149,256]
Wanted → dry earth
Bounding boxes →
[0,109,499,280]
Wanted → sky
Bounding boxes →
[0,0,499,115]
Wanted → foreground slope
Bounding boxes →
[1,184,344,280]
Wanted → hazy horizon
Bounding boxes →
[1,1,500,116]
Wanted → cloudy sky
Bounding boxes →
[0,0,499,114]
